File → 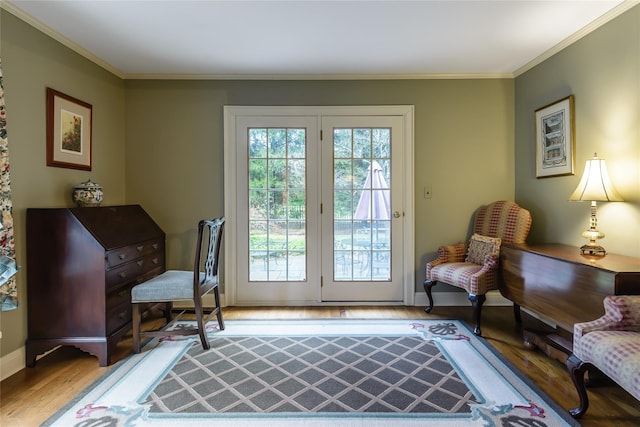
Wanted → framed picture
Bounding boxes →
[46,88,92,170]
[535,95,575,178]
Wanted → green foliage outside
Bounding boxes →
[248,126,391,247]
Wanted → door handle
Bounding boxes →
[393,211,401,218]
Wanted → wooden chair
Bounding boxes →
[131,217,225,353]
[424,201,531,336]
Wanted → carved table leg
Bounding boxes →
[514,303,522,324]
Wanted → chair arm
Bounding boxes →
[466,254,499,295]
[426,243,466,272]
[574,295,640,338]
[473,253,499,275]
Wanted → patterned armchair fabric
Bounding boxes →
[567,295,640,418]
[424,200,532,336]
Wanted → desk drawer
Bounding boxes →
[106,252,165,291]
[106,301,131,334]
[106,239,163,269]
[107,285,131,309]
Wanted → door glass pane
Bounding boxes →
[249,128,306,281]
[333,128,391,281]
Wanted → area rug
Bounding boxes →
[44,319,579,426]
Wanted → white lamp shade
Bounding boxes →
[569,156,623,202]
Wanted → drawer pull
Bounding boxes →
[117,289,128,298]
[137,245,144,252]
[119,271,128,279]
[137,260,144,267]
[152,258,159,265]
[118,310,127,320]
[152,243,159,250]
[119,253,127,260]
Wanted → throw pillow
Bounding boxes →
[465,233,501,265]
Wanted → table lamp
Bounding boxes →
[569,153,623,256]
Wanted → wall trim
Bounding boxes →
[1,345,25,381]
[413,289,512,308]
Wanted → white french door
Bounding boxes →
[320,116,405,302]
[233,115,321,304]
[224,106,414,306]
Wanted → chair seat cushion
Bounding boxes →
[132,270,202,302]
[429,262,483,290]
[574,330,640,401]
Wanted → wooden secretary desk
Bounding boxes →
[26,205,165,366]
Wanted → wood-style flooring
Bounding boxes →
[1,305,639,426]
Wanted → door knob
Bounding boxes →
[393,211,401,218]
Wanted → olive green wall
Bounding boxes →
[0,11,126,359]
[124,78,515,285]
[514,5,640,258]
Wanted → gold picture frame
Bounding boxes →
[46,88,92,170]
[535,95,575,178]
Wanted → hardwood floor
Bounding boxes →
[2,305,639,426]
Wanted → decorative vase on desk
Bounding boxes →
[72,180,103,207]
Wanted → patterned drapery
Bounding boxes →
[0,58,18,311]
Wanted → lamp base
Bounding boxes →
[579,243,606,256]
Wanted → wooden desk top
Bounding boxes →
[502,243,640,274]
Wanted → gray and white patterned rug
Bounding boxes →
[147,334,475,414]
[44,319,580,427]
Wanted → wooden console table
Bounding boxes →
[499,243,640,362]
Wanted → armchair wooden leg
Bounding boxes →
[567,354,590,418]
[423,280,437,313]
[469,293,486,336]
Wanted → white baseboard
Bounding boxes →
[413,289,512,308]
[1,345,25,381]
[145,292,513,309]
[1,290,513,381]
[182,291,511,309]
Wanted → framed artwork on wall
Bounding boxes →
[535,95,575,178]
[46,88,92,170]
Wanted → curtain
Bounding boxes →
[0,58,18,311]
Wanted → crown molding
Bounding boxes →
[1,0,126,79]
[514,0,639,77]
[122,72,514,81]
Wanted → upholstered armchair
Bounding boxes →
[424,200,532,336]
[566,295,640,418]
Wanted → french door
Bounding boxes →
[320,116,404,301]
[224,106,414,305]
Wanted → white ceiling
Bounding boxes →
[3,0,635,79]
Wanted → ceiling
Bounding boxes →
[3,0,635,79]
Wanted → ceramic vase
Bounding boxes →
[72,180,104,207]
